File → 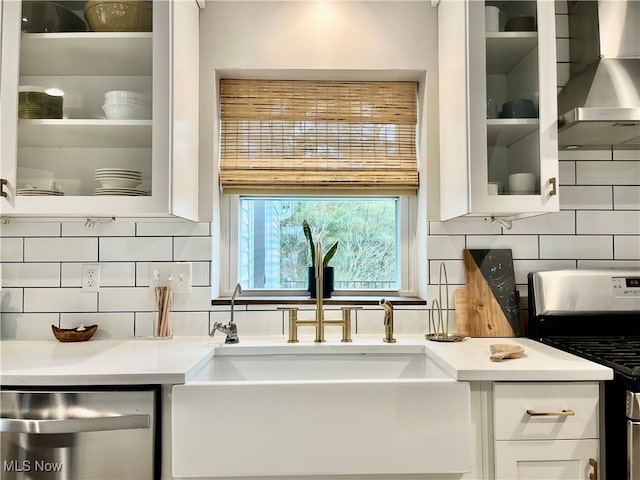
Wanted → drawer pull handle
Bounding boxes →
[1,178,8,198]
[589,458,598,480]
[549,177,557,196]
[526,409,575,417]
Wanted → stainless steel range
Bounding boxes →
[527,269,640,480]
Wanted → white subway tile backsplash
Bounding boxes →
[560,186,613,210]
[61,262,136,288]
[614,150,640,161]
[466,235,538,258]
[100,237,172,262]
[427,235,466,259]
[173,286,216,311]
[1,313,59,340]
[577,211,640,235]
[512,259,577,284]
[430,218,501,235]
[1,238,23,262]
[99,263,137,287]
[507,211,575,235]
[558,161,576,185]
[559,150,611,161]
[556,63,570,86]
[25,237,98,262]
[555,2,568,15]
[579,259,640,269]
[577,161,640,185]
[61,312,135,338]
[24,288,98,313]
[62,221,135,237]
[136,221,210,237]
[428,260,465,286]
[540,235,613,259]
[2,141,639,341]
[174,237,212,262]
[2,263,60,287]
[1,288,24,313]
[134,312,154,337]
[614,187,640,210]
[0,222,60,237]
[555,13,569,37]
[615,236,640,260]
[191,262,211,287]
[212,309,283,336]
[555,38,570,62]
[356,307,427,335]
[99,287,154,312]
[172,311,210,336]
[137,261,204,287]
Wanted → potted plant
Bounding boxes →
[303,220,338,298]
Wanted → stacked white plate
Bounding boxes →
[102,90,152,120]
[95,188,150,196]
[17,187,64,196]
[95,168,148,195]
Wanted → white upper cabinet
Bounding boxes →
[0,0,199,220]
[438,0,559,221]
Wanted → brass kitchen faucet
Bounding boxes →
[280,242,360,343]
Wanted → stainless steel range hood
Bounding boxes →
[557,0,640,149]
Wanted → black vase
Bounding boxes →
[308,266,334,298]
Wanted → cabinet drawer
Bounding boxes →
[493,382,599,440]
[494,439,599,480]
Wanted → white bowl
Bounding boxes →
[104,90,151,107]
[508,173,536,194]
[96,177,142,189]
[102,102,151,120]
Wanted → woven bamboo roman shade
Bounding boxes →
[219,79,419,194]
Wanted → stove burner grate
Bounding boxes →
[544,336,640,377]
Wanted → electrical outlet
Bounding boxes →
[82,264,100,292]
[149,262,192,293]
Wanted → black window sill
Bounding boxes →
[211,296,426,306]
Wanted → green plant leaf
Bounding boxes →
[323,241,338,266]
[302,219,315,266]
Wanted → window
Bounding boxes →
[239,196,398,291]
[222,194,416,296]
[218,79,419,296]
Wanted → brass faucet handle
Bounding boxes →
[339,306,361,343]
[278,307,300,343]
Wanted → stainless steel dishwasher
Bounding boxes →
[1,387,158,479]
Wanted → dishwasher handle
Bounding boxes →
[0,413,150,434]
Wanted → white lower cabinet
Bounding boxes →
[492,382,601,480]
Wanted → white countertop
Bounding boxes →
[422,336,613,381]
[0,335,613,386]
[0,337,217,386]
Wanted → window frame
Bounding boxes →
[219,194,418,298]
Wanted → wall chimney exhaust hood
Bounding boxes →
[557,0,640,149]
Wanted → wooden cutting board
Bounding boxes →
[463,249,519,337]
[454,288,470,337]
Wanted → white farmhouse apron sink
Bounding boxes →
[172,343,471,478]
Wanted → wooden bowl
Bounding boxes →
[489,343,524,362]
[51,324,98,342]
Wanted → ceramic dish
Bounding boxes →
[84,0,152,32]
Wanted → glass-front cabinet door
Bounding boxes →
[438,0,558,220]
[0,0,198,219]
